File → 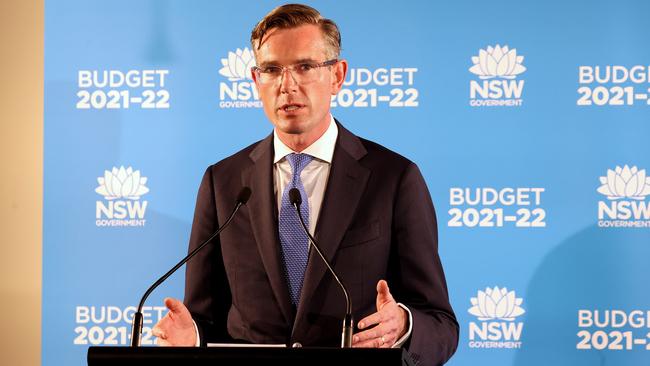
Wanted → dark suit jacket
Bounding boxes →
[184,122,459,365]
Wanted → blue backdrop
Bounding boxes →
[44,1,650,365]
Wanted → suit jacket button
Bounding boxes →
[291,342,302,348]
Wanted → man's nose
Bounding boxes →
[280,68,298,93]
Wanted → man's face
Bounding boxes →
[252,24,347,144]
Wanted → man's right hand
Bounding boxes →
[151,297,197,346]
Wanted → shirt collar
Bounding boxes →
[273,115,338,164]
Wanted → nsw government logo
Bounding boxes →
[597,165,650,228]
[218,47,261,109]
[468,286,525,349]
[469,45,526,107]
[95,166,149,227]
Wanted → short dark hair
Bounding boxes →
[250,4,341,59]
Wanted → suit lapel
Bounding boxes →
[292,123,370,337]
[242,134,294,325]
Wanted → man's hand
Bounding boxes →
[352,280,407,348]
[151,297,197,346]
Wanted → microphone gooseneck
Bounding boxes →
[130,187,252,347]
[288,188,353,348]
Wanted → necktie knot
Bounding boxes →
[286,153,313,178]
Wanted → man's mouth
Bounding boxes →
[279,103,304,112]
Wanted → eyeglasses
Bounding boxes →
[252,59,338,85]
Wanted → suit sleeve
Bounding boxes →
[391,162,459,365]
[183,166,233,345]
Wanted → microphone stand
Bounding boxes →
[289,188,353,348]
[130,187,251,346]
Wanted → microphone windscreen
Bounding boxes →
[289,188,302,205]
[237,187,252,204]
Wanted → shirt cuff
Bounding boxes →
[193,319,201,347]
[392,303,413,348]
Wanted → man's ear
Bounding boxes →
[331,59,348,94]
[251,67,261,93]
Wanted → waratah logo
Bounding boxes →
[95,166,149,200]
[468,286,525,321]
[597,165,650,200]
[218,47,256,81]
[469,45,526,79]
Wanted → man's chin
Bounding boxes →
[274,118,309,135]
[282,127,308,135]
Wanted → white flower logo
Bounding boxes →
[95,166,149,200]
[218,47,256,81]
[468,286,525,321]
[597,165,650,200]
[469,45,526,79]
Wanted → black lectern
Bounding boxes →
[88,346,416,366]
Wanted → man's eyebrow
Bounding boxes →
[293,58,319,64]
[256,61,278,68]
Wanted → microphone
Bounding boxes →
[288,188,353,348]
[130,187,252,347]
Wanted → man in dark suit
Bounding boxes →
[152,4,458,365]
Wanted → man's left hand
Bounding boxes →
[352,280,407,348]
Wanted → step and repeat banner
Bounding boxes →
[43,0,650,365]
